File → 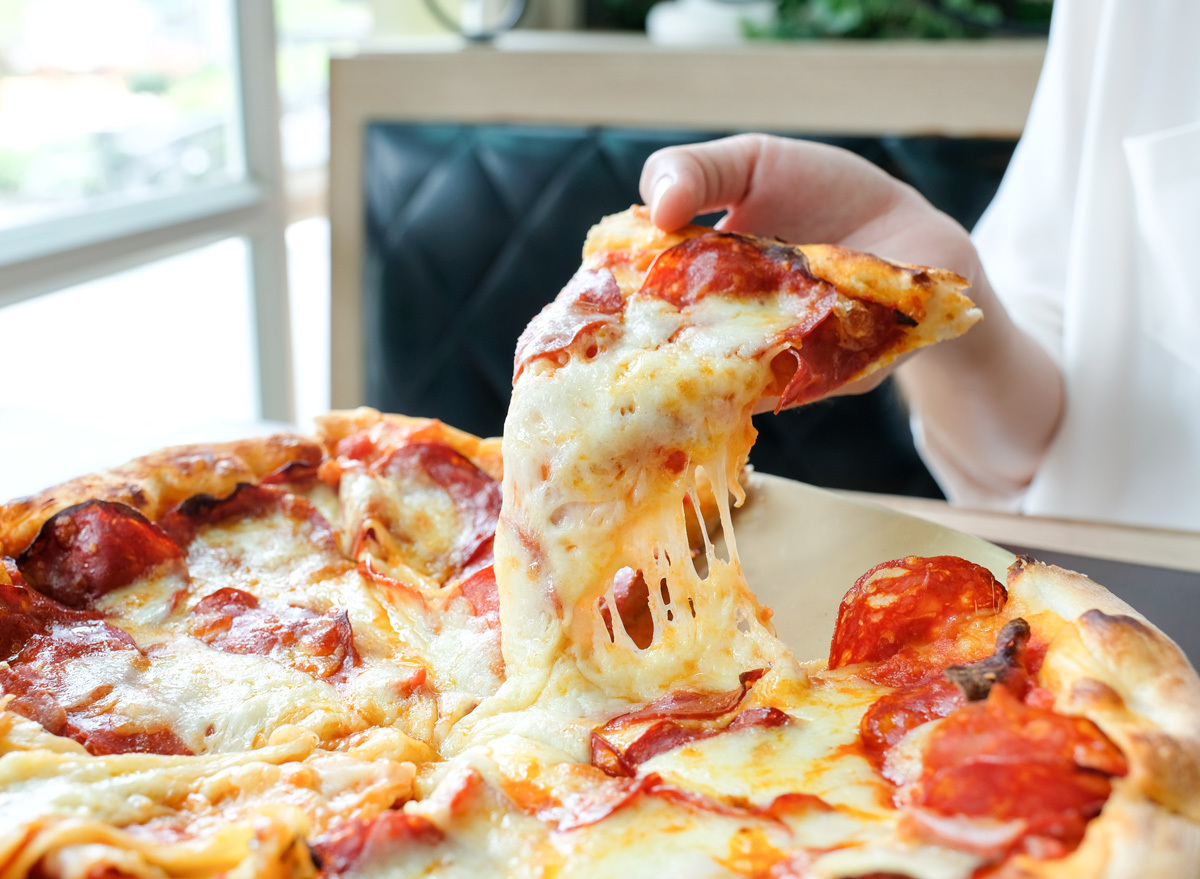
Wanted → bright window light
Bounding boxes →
[0,0,241,230]
[0,236,257,434]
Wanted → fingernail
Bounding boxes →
[650,174,675,213]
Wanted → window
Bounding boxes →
[0,1,292,424]
[2,237,257,428]
[0,1,243,228]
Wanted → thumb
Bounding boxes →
[639,134,771,231]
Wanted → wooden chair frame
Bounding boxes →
[328,32,1045,409]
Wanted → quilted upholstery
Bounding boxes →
[362,123,1014,497]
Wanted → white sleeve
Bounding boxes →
[910,0,1100,508]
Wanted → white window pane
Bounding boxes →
[275,0,372,220]
[0,238,257,442]
[0,0,240,230]
[287,216,330,427]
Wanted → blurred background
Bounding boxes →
[0,0,1051,500]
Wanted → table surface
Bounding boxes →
[838,491,1200,574]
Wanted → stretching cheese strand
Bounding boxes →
[487,293,807,716]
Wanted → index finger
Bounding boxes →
[639,134,768,231]
[640,135,910,245]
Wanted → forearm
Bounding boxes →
[898,267,1065,500]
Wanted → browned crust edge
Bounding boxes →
[1005,557,1200,876]
[314,407,503,481]
[0,410,506,562]
[0,433,323,558]
[582,206,974,310]
[1001,791,1200,878]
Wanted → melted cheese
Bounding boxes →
[414,272,980,876]
[95,512,446,748]
[135,640,356,753]
[639,672,894,821]
[489,295,802,717]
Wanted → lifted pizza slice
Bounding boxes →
[489,206,981,714]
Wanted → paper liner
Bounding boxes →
[733,472,1015,663]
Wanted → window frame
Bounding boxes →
[0,0,294,423]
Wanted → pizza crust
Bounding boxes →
[1000,791,1200,879]
[0,433,323,557]
[800,244,962,322]
[315,408,503,481]
[1003,557,1200,876]
[580,207,981,401]
[0,410,505,562]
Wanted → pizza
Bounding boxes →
[1,206,1197,879]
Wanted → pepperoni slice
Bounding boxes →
[591,723,709,776]
[538,774,655,832]
[369,441,502,580]
[621,720,715,768]
[542,771,834,833]
[919,762,1113,824]
[335,430,378,465]
[590,732,634,777]
[76,728,194,757]
[911,686,1127,857]
[357,558,429,608]
[637,233,912,408]
[772,300,911,409]
[593,704,789,776]
[514,268,624,380]
[162,484,338,552]
[597,567,659,649]
[651,784,835,825]
[189,587,357,681]
[639,234,832,312]
[309,812,444,876]
[0,580,191,756]
[859,677,964,774]
[0,579,136,663]
[860,619,1035,775]
[17,500,186,609]
[729,707,792,731]
[920,685,1128,780]
[829,556,1007,673]
[456,565,500,628]
[605,668,765,728]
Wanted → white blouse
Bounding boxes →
[917,0,1200,531]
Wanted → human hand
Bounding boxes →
[641,134,982,399]
[639,134,1063,493]
[639,133,981,291]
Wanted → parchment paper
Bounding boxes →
[732,472,1015,664]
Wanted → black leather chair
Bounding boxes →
[361,123,1013,497]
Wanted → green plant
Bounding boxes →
[0,149,29,195]
[591,0,660,31]
[126,70,169,94]
[750,0,1051,40]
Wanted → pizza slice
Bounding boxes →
[516,205,979,408]
[488,205,981,713]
